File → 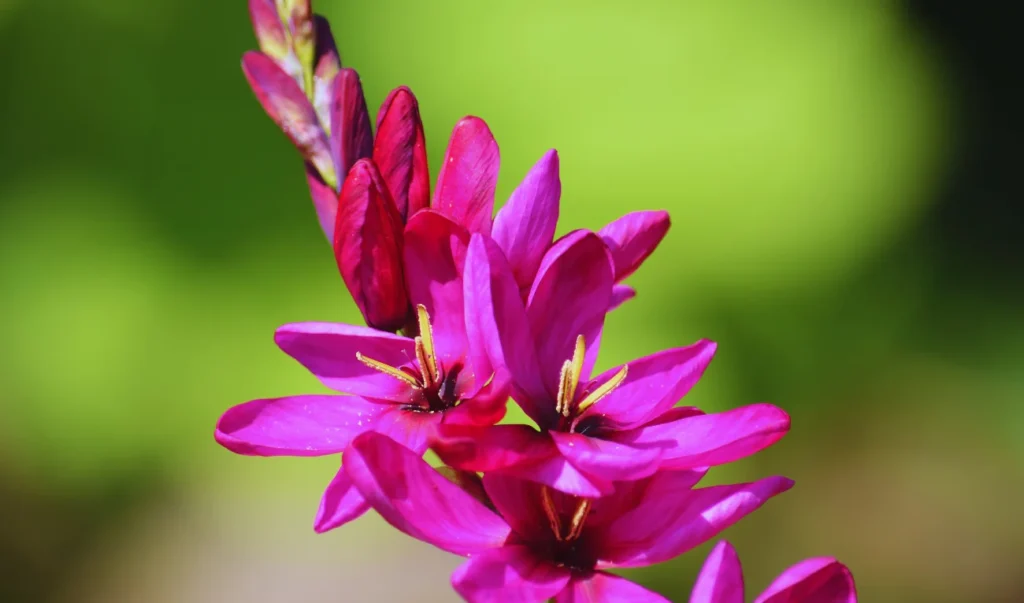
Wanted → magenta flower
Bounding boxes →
[691,541,857,603]
[345,431,794,602]
[214,211,508,531]
[489,149,670,305]
[432,232,790,495]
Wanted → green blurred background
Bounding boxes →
[1,1,1020,601]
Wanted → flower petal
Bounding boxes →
[527,231,614,396]
[404,210,471,361]
[241,51,335,188]
[549,431,663,482]
[452,545,571,603]
[333,159,410,332]
[492,149,561,291]
[463,234,549,425]
[215,395,383,456]
[374,86,431,220]
[433,116,499,235]
[690,541,745,603]
[556,572,671,603]
[610,404,790,470]
[609,284,636,311]
[372,405,438,454]
[329,68,373,184]
[305,165,339,241]
[597,475,794,568]
[434,425,611,497]
[314,462,371,533]
[345,432,511,556]
[248,0,288,61]
[754,558,857,603]
[275,322,417,401]
[598,210,670,281]
[583,340,717,430]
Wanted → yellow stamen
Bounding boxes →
[555,335,587,417]
[555,359,572,417]
[576,365,629,414]
[356,352,421,388]
[540,486,564,541]
[414,336,435,389]
[416,305,439,384]
[565,499,592,542]
[566,335,585,404]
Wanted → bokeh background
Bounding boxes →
[1,1,1020,601]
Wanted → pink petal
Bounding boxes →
[451,545,571,603]
[305,165,339,242]
[329,69,373,184]
[549,431,663,482]
[432,116,499,235]
[556,571,671,603]
[441,367,510,428]
[690,541,745,603]
[586,469,706,531]
[314,462,371,533]
[241,51,334,187]
[492,149,561,290]
[372,405,439,454]
[403,210,471,361]
[434,425,611,497]
[527,231,614,400]
[333,159,410,332]
[610,403,790,470]
[345,432,511,556]
[462,234,549,425]
[609,284,636,311]
[374,86,431,220]
[248,0,288,61]
[215,395,383,457]
[598,210,671,281]
[583,340,717,430]
[754,558,857,603]
[274,322,418,402]
[597,476,794,568]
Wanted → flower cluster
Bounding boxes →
[216,2,859,601]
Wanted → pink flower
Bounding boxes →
[214,212,508,531]
[433,232,791,495]
[691,541,857,603]
[489,150,671,305]
[345,431,794,603]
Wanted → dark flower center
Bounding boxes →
[535,486,598,572]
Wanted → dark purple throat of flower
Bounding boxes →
[356,305,463,412]
[553,335,628,432]
[538,486,596,571]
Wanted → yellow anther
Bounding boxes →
[555,335,587,417]
[566,335,585,403]
[565,499,592,542]
[356,352,421,388]
[540,486,564,541]
[415,305,439,384]
[576,365,629,414]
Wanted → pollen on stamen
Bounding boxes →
[356,351,421,388]
[576,365,628,414]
